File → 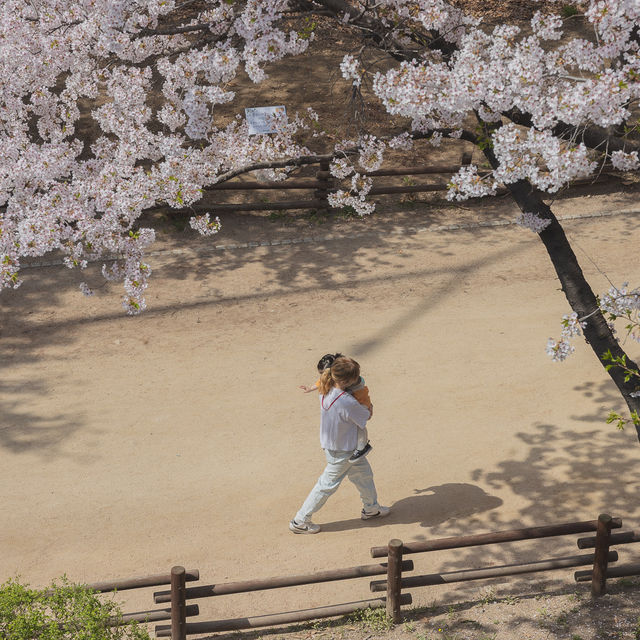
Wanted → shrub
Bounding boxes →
[0,577,150,640]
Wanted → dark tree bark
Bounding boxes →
[310,2,640,438]
[296,3,640,436]
[481,141,640,440]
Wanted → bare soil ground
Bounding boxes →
[3,188,640,640]
[3,4,640,640]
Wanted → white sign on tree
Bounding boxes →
[245,106,287,135]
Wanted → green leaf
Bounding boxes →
[0,577,151,639]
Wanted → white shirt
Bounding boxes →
[319,387,371,451]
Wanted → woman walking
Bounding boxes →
[290,356,389,534]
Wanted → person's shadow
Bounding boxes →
[320,483,503,532]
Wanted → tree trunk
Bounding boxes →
[480,145,640,440]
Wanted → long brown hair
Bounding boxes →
[318,356,360,396]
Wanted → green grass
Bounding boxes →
[0,576,150,640]
[348,606,394,632]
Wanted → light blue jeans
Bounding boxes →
[295,449,380,523]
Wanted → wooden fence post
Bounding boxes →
[315,158,331,211]
[592,514,613,597]
[386,539,403,623]
[170,566,187,640]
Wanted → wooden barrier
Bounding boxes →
[170,566,187,640]
[199,199,325,212]
[592,514,614,596]
[386,539,403,623]
[370,518,622,558]
[190,153,617,214]
[577,530,640,548]
[153,560,415,637]
[69,514,640,637]
[199,157,475,214]
[370,552,618,591]
[210,180,323,190]
[153,560,414,603]
[575,563,640,582]
[155,594,413,637]
[84,569,199,593]
[108,605,199,626]
[369,515,627,624]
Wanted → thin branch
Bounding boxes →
[133,22,214,39]
[205,152,357,187]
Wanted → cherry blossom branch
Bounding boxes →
[504,109,640,155]
[205,152,358,187]
[133,23,215,39]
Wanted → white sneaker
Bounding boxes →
[289,519,321,534]
[361,505,390,520]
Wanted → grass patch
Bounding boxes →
[348,606,394,632]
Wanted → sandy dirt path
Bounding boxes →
[2,193,640,623]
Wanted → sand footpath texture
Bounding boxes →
[2,191,640,635]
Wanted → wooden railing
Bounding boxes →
[370,514,624,621]
[84,568,201,628]
[76,513,640,638]
[152,560,413,638]
[194,152,616,214]
[199,154,473,213]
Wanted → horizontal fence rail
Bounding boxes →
[575,563,640,582]
[56,514,640,639]
[370,518,623,558]
[154,560,413,603]
[370,552,618,592]
[209,180,323,190]
[83,569,200,593]
[363,164,470,177]
[185,151,619,214]
[200,199,326,212]
[577,530,640,549]
[155,594,413,637]
[108,604,199,626]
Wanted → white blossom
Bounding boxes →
[611,150,640,171]
[330,158,354,179]
[388,133,414,150]
[447,165,497,201]
[547,337,575,362]
[79,282,94,296]
[189,213,221,237]
[515,211,552,233]
[2,0,640,315]
[340,54,362,87]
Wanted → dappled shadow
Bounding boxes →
[3,227,533,367]
[0,370,86,457]
[0,301,87,456]
[321,483,502,533]
[570,377,637,427]
[382,421,640,607]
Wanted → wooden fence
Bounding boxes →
[87,514,640,639]
[197,153,615,214]
[152,561,414,638]
[85,569,201,628]
[201,152,472,213]
[369,514,627,622]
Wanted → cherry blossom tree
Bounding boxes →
[2,0,640,436]
[317,0,640,435]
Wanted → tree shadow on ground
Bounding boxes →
[1,271,88,457]
[397,418,640,606]
[143,416,640,640]
[0,378,84,458]
[570,377,634,424]
[320,483,503,533]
